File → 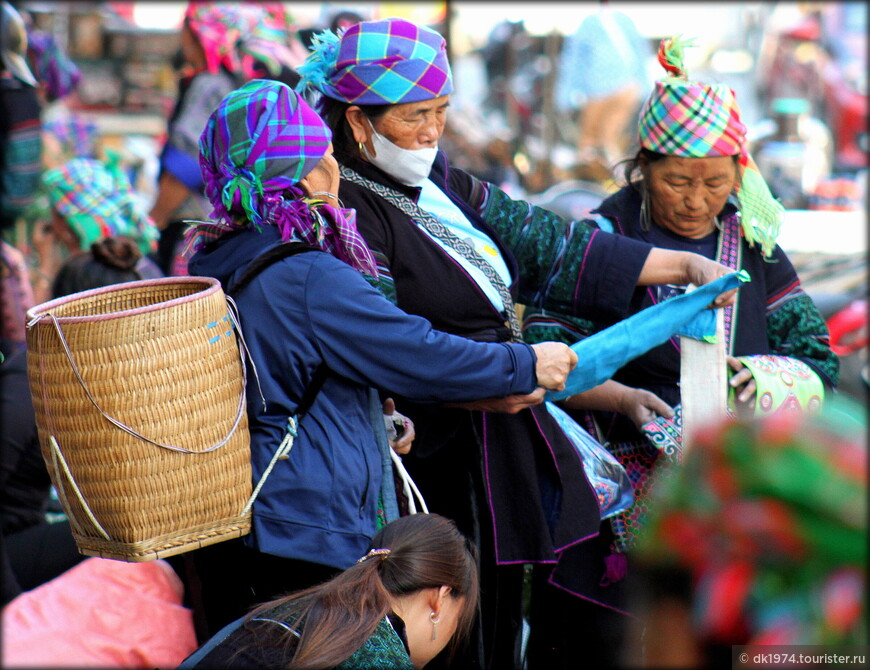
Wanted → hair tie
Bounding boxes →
[357,548,391,563]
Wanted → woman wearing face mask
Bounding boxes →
[182,78,578,643]
[296,19,740,670]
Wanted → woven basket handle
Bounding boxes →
[33,311,247,455]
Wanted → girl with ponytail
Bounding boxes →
[180,514,478,669]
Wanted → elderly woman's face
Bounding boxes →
[370,95,450,151]
[642,155,739,238]
[300,143,340,204]
[50,209,81,252]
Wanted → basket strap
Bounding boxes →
[47,435,112,540]
[242,416,298,515]
[30,312,247,454]
[239,366,329,514]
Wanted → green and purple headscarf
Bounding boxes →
[296,18,453,105]
[639,36,784,257]
[43,157,158,255]
[194,79,377,276]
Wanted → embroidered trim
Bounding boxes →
[340,165,522,341]
[716,212,742,355]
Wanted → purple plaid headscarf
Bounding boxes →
[296,18,453,105]
[26,29,81,102]
[193,79,377,276]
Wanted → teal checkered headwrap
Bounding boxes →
[639,36,784,257]
[297,18,453,105]
[43,158,158,255]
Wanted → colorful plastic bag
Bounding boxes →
[545,402,634,519]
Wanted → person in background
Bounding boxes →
[179,513,478,670]
[523,36,839,654]
[23,11,81,107]
[148,1,249,276]
[1,236,144,607]
[295,18,739,669]
[31,156,162,303]
[0,239,33,359]
[236,2,302,89]
[555,0,651,175]
[0,1,41,233]
[183,78,578,643]
[632,397,866,668]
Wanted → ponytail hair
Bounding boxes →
[242,514,478,669]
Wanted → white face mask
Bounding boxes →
[361,121,438,187]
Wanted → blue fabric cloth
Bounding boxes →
[188,226,538,569]
[547,270,749,401]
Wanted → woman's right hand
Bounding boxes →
[641,248,738,308]
[681,253,738,308]
[531,342,578,392]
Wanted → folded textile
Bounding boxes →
[547,270,750,401]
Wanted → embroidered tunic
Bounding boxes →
[337,150,657,611]
[523,185,839,550]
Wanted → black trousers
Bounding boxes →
[2,520,86,605]
[403,414,524,670]
[525,563,628,669]
[404,410,629,670]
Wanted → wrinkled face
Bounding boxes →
[369,94,450,151]
[642,155,739,238]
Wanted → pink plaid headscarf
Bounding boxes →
[639,36,784,257]
[183,2,259,75]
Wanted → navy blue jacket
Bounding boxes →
[188,226,539,569]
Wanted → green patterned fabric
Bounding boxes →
[339,617,414,670]
[766,293,839,385]
[475,183,597,314]
[730,354,824,415]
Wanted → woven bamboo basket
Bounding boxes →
[25,277,252,562]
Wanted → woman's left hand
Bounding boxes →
[383,398,415,455]
[727,356,756,409]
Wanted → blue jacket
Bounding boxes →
[188,226,539,569]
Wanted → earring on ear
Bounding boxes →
[640,184,652,232]
[430,611,440,641]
